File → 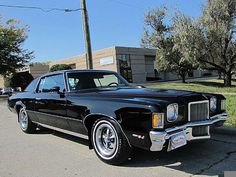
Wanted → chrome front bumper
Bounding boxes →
[149,112,227,151]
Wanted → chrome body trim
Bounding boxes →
[36,122,89,140]
[34,73,68,93]
[26,110,83,122]
[149,112,227,151]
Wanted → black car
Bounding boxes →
[8,70,227,164]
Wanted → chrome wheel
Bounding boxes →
[19,108,28,131]
[93,120,119,160]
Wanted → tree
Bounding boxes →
[141,7,194,83]
[157,36,195,83]
[202,0,236,86]
[29,61,50,67]
[4,77,11,87]
[174,0,236,87]
[10,72,34,90]
[50,64,72,72]
[0,17,33,77]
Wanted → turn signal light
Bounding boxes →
[221,99,226,111]
[152,113,164,129]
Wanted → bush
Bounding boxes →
[10,72,34,90]
[50,64,72,72]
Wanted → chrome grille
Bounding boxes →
[188,100,209,122]
[192,126,209,137]
[188,100,210,137]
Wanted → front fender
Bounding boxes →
[14,101,26,112]
[83,105,155,151]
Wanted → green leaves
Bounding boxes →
[0,17,33,76]
[141,7,194,83]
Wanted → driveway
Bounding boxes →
[0,100,235,177]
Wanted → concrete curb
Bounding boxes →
[0,96,8,100]
[211,126,236,136]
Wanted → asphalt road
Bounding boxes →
[0,100,236,177]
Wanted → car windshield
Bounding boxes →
[67,72,130,91]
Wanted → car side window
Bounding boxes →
[37,74,65,93]
[37,78,45,93]
[94,74,119,87]
[24,78,39,92]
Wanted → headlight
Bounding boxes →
[210,97,217,112]
[167,103,178,122]
[221,99,226,111]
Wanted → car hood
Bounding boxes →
[95,88,194,97]
[78,88,208,104]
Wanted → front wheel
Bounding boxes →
[91,119,132,165]
[18,107,37,134]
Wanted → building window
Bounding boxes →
[117,54,131,68]
[117,54,132,83]
[145,55,155,78]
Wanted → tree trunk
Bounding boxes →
[181,73,186,83]
[218,71,222,79]
[224,72,232,87]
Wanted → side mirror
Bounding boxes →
[51,86,60,93]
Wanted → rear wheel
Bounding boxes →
[18,107,37,134]
[91,119,132,165]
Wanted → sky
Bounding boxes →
[1,0,206,62]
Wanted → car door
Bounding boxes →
[34,74,70,130]
[65,72,91,135]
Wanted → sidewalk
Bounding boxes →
[216,92,236,95]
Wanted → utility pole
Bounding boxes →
[81,0,93,69]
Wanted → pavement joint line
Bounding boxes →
[211,138,236,145]
[190,150,236,177]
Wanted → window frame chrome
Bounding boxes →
[34,73,68,93]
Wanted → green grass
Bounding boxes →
[148,79,236,127]
[224,96,236,127]
[149,79,236,94]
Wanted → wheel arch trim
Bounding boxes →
[14,101,26,122]
[83,113,132,148]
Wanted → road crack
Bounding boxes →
[190,150,236,176]
[211,138,236,145]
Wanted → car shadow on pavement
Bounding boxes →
[126,139,236,176]
[35,127,89,146]
[35,127,54,134]
[53,131,89,146]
